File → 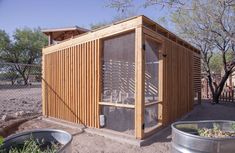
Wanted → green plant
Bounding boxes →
[8,138,58,153]
[198,127,235,138]
[0,136,3,145]
[213,123,220,131]
[232,123,235,131]
[0,136,4,153]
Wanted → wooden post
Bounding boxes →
[48,32,53,45]
[223,92,225,102]
[232,90,234,103]
[135,26,144,139]
[207,81,209,99]
[198,91,201,104]
[229,92,231,102]
[42,52,47,116]
[158,41,164,126]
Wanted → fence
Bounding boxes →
[201,78,235,102]
[219,89,235,102]
[0,62,42,120]
[0,62,41,86]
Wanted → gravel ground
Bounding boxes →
[14,101,235,153]
[0,86,42,126]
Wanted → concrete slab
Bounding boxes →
[41,116,172,146]
[40,108,195,146]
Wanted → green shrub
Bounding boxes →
[0,137,59,153]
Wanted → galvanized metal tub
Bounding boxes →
[1,129,73,153]
[171,120,235,153]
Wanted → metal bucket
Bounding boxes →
[1,129,73,153]
[171,120,235,153]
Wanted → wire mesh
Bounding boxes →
[0,62,42,121]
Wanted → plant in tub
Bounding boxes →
[197,123,235,138]
[0,136,60,153]
[0,136,4,153]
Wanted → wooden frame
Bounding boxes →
[135,26,144,139]
[42,15,201,140]
[98,29,136,109]
[143,33,164,136]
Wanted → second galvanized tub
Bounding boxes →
[171,120,235,153]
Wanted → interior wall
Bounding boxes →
[43,40,100,128]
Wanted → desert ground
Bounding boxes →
[0,86,42,127]
[1,87,235,153]
[10,102,235,153]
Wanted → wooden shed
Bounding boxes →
[42,15,201,140]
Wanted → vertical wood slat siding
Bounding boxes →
[43,40,100,128]
[163,39,195,125]
[193,53,201,94]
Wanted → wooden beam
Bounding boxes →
[97,39,102,128]
[42,53,46,116]
[135,26,144,139]
[99,102,135,108]
[48,32,53,45]
[142,27,163,43]
[159,40,165,126]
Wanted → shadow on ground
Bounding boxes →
[6,101,235,153]
[142,101,235,147]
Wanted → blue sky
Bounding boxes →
[0,0,171,36]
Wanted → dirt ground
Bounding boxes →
[0,87,42,118]
[12,102,235,153]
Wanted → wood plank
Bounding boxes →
[97,39,102,128]
[99,102,135,108]
[68,48,71,121]
[58,50,61,119]
[62,50,65,120]
[135,26,144,139]
[65,48,69,121]
[91,41,94,127]
[54,52,57,119]
[93,41,97,127]
[72,46,75,122]
[42,53,46,116]
[79,44,82,124]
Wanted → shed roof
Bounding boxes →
[42,26,89,41]
[43,15,200,54]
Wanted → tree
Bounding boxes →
[0,28,47,85]
[209,52,234,75]
[107,0,235,103]
[1,71,18,85]
[171,0,235,103]
[90,21,110,30]
[90,10,138,30]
